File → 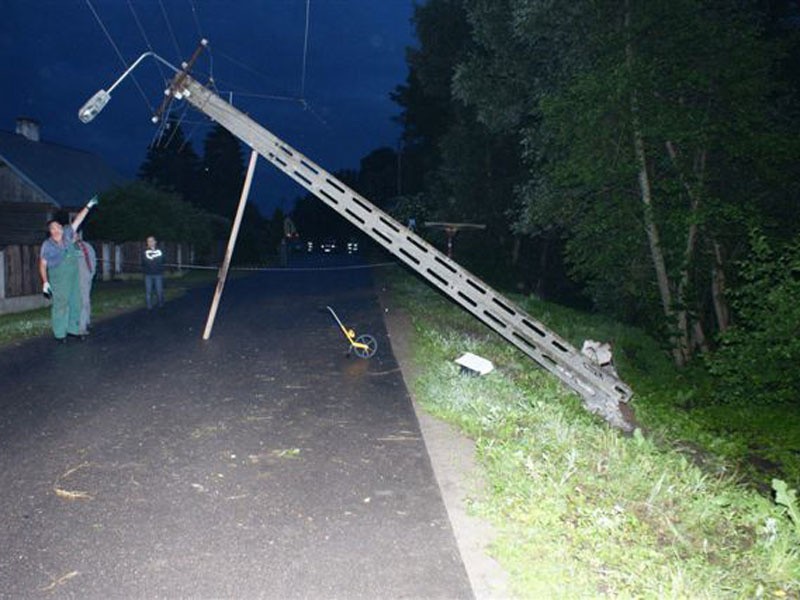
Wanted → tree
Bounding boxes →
[453,0,798,365]
[391,0,473,198]
[138,120,200,203]
[84,182,213,250]
[291,169,360,242]
[195,124,272,264]
[706,231,800,406]
[391,0,528,288]
[356,147,399,209]
[197,124,246,217]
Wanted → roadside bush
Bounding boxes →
[706,232,800,406]
[85,182,214,249]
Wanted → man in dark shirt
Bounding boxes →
[141,235,165,309]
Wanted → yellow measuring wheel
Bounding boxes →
[326,305,377,359]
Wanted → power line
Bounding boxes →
[129,1,327,132]
[300,0,311,98]
[149,103,189,149]
[199,75,329,127]
[215,49,285,89]
[84,0,155,114]
[149,120,167,148]
[127,0,168,85]
[148,0,199,132]
[213,0,314,107]
[158,0,183,62]
[84,0,126,68]
[165,104,192,148]
[188,0,204,39]
[300,99,329,128]
[178,119,205,153]
[150,101,176,148]
[187,0,217,91]
[211,54,323,114]
[212,84,304,104]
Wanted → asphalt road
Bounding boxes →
[0,256,473,599]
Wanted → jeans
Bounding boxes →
[144,274,164,309]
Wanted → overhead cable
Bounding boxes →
[188,0,204,39]
[127,0,168,85]
[188,0,217,90]
[300,0,311,98]
[158,0,184,62]
[84,0,155,114]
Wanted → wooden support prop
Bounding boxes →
[202,149,259,340]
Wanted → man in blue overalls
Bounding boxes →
[38,195,98,342]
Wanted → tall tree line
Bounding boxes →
[138,121,271,264]
[394,0,800,374]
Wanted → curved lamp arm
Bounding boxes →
[78,51,179,123]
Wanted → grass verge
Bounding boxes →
[0,270,215,347]
[382,268,799,598]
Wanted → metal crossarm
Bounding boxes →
[174,73,634,430]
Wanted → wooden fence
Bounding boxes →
[1,241,194,300]
[0,243,40,298]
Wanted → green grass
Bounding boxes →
[383,268,800,599]
[0,270,216,347]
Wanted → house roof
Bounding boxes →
[0,129,128,208]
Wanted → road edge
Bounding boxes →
[377,284,511,600]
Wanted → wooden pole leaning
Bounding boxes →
[202,149,259,340]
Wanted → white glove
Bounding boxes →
[43,282,52,298]
[86,195,99,209]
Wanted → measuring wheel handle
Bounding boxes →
[353,334,378,359]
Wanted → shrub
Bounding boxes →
[706,231,800,405]
[85,182,214,249]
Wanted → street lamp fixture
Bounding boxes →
[78,51,180,123]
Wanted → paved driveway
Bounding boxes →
[0,258,473,599]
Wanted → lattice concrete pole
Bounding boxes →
[202,150,259,340]
[175,72,634,430]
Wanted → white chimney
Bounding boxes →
[15,117,41,142]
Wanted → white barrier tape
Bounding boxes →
[95,259,399,273]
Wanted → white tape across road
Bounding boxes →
[97,259,399,273]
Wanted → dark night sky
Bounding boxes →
[0,0,416,216]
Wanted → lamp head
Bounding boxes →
[78,89,111,123]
